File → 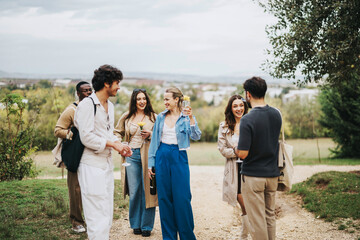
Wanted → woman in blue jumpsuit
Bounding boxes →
[148,87,201,240]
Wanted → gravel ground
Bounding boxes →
[109,165,360,240]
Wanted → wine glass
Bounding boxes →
[121,142,131,167]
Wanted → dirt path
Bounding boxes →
[111,165,360,239]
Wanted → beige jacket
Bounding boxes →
[217,121,239,207]
[52,102,78,168]
[114,112,158,208]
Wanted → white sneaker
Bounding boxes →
[72,225,86,233]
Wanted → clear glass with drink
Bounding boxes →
[182,95,191,117]
[121,142,131,167]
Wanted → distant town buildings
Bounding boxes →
[54,79,72,87]
[282,89,319,103]
[201,85,238,106]
[0,77,320,106]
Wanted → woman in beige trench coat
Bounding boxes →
[217,95,250,240]
[114,89,158,237]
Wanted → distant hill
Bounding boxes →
[0,70,90,80]
[0,70,295,85]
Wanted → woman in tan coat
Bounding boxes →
[114,89,158,237]
[217,95,250,239]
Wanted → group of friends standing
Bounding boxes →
[54,64,282,240]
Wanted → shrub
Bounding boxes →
[0,94,39,181]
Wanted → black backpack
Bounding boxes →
[61,97,96,172]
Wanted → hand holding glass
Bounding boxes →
[121,142,131,167]
[182,101,190,116]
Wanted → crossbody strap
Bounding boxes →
[275,107,285,142]
[275,107,286,167]
[88,97,97,116]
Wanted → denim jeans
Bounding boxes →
[126,148,155,231]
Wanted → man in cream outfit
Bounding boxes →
[75,65,132,240]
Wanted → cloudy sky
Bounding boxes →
[0,0,276,77]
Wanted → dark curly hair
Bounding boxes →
[126,89,156,122]
[243,76,267,99]
[92,65,123,92]
[224,95,248,133]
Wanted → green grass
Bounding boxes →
[291,171,360,233]
[33,138,360,178]
[0,179,128,240]
[187,142,224,165]
[32,151,122,178]
[286,138,360,165]
[187,138,360,166]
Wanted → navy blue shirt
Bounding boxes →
[238,105,281,177]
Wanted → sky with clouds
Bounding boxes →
[0,0,277,77]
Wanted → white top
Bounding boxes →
[129,122,143,149]
[231,133,243,163]
[161,123,178,145]
[231,133,239,146]
[74,93,119,169]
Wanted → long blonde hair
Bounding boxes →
[165,87,184,110]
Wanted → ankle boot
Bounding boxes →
[240,215,250,240]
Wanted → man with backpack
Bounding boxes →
[54,81,92,233]
[75,65,132,240]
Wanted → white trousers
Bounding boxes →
[78,162,114,240]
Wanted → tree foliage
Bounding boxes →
[0,94,39,181]
[260,0,360,157]
[318,82,360,158]
[283,96,326,138]
[260,0,360,86]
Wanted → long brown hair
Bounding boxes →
[224,95,248,133]
[126,89,156,122]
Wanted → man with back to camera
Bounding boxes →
[53,81,92,233]
[235,77,282,240]
[75,64,132,240]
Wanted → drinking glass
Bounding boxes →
[182,101,190,117]
[121,142,131,167]
[235,158,242,163]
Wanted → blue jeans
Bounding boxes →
[126,148,155,231]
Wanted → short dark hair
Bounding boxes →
[92,65,123,92]
[243,76,267,99]
[76,81,90,92]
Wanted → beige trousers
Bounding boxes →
[241,175,278,240]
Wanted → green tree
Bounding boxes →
[283,96,325,138]
[318,82,360,157]
[259,0,360,86]
[37,80,52,89]
[0,94,39,181]
[196,104,226,142]
[260,0,360,157]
